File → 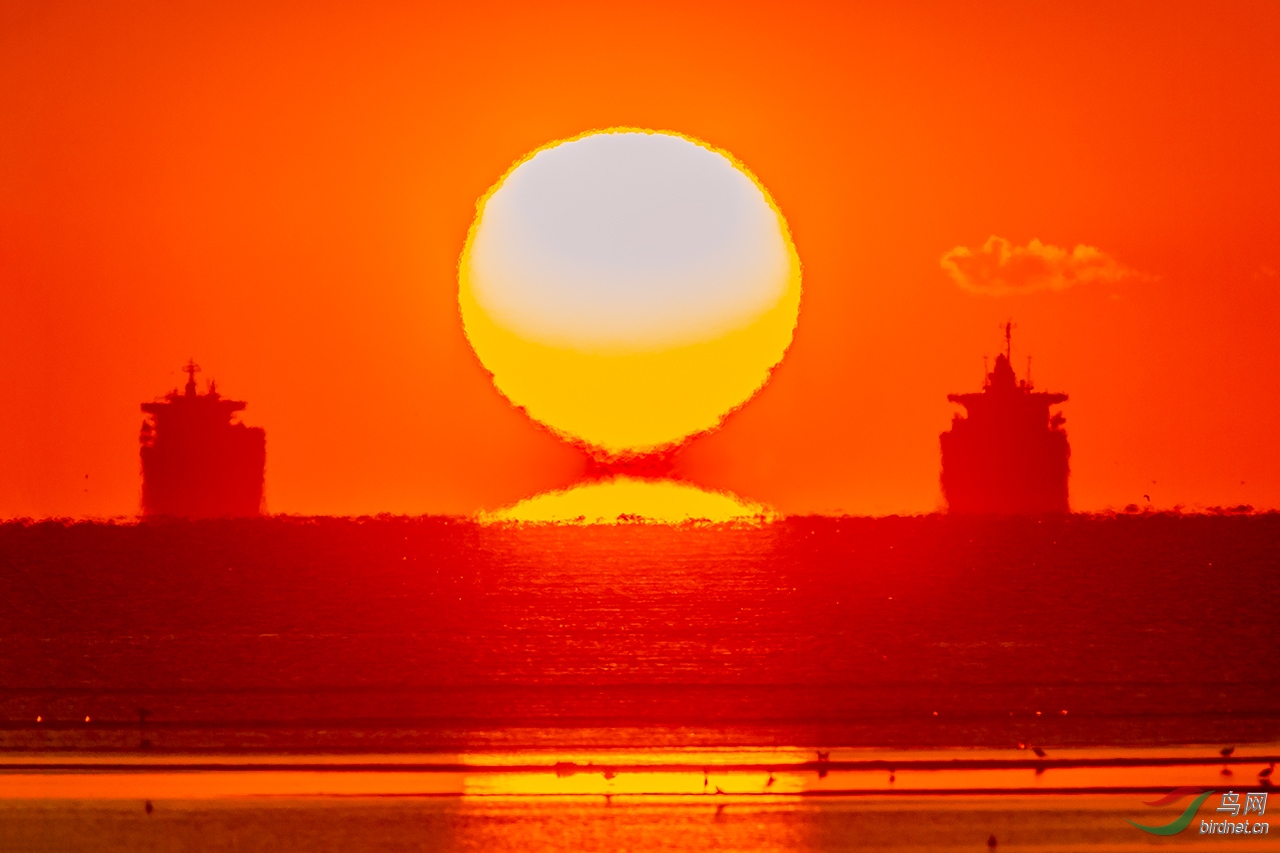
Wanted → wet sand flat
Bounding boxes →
[1,793,1275,853]
[1,747,1276,851]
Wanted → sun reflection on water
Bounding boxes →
[481,476,775,525]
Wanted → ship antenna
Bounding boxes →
[184,359,201,397]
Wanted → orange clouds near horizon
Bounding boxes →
[0,0,1277,518]
[940,236,1148,296]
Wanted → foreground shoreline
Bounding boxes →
[1,744,1276,798]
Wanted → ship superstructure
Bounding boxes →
[940,326,1070,513]
[140,361,265,517]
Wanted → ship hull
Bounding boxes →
[941,425,1069,514]
[141,425,265,518]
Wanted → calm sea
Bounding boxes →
[1,514,1277,850]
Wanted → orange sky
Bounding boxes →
[1,0,1277,518]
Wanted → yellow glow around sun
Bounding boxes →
[483,477,774,524]
[459,129,801,454]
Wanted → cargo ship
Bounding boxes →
[140,361,265,517]
[941,326,1070,513]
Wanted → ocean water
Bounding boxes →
[0,514,1277,850]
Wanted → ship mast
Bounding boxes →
[184,359,201,397]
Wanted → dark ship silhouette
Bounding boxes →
[140,360,265,518]
[940,325,1070,513]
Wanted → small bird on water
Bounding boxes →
[1032,747,1046,758]
[1221,746,1235,758]
[144,800,153,815]
[987,833,997,848]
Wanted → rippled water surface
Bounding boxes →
[1,514,1277,849]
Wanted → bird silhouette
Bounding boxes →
[765,773,775,788]
[144,800,153,815]
[987,833,997,848]
[1221,746,1235,758]
[1260,763,1274,779]
[1143,494,1150,502]
[1032,747,1047,758]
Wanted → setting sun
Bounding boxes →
[459,129,801,454]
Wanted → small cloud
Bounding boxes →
[941,236,1147,296]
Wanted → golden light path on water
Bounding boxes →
[483,476,774,524]
[1,746,1275,797]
